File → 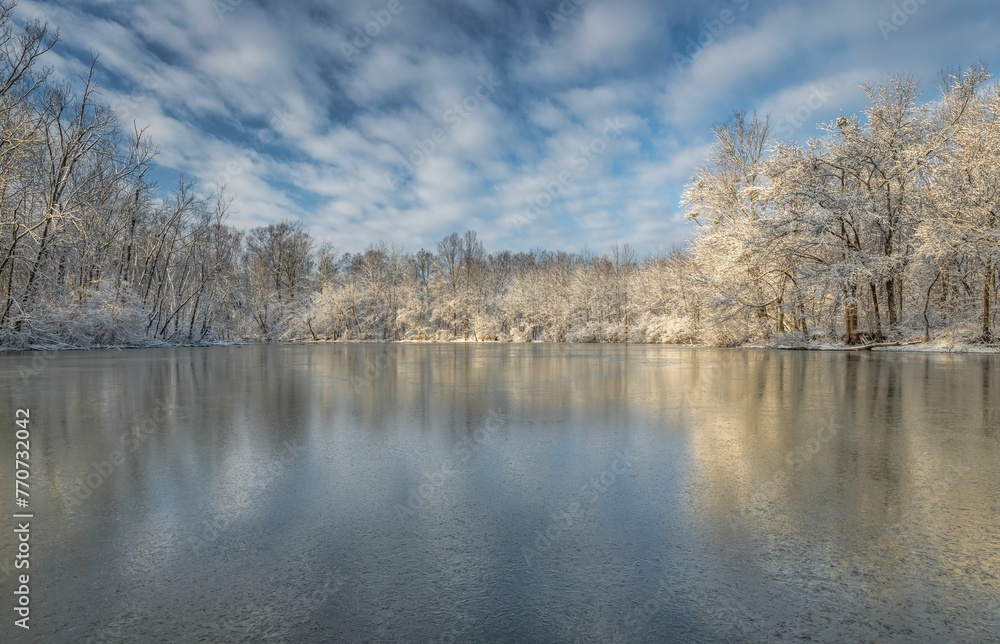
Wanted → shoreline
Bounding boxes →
[2,339,999,354]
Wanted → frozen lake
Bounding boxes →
[1,344,998,642]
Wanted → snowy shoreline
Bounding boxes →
[3,339,998,354]
[769,342,1000,354]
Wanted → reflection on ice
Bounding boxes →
[0,345,996,642]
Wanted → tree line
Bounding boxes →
[683,65,999,345]
[1,3,996,348]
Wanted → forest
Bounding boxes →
[1,3,997,349]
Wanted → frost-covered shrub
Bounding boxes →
[637,315,697,345]
[566,321,604,343]
[5,287,152,348]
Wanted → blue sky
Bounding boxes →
[15,0,1000,255]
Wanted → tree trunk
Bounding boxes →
[845,285,859,345]
[984,262,993,343]
[869,282,883,341]
[16,213,53,330]
[885,278,897,333]
[923,271,940,343]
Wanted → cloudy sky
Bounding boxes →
[14,0,1000,255]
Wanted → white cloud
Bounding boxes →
[15,0,1000,255]
[527,0,663,83]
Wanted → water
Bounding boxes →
[0,344,997,642]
